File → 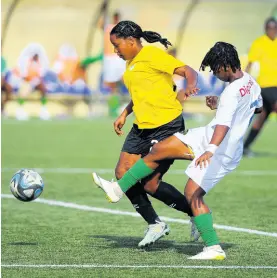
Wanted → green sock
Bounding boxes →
[194,213,219,247]
[118,159,154,193]
[18,98,25,105]
[108,94,120,118]
[41,97,47,105]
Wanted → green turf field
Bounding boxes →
[1,118,277,278]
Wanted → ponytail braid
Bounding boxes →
[111,20,172,49]
[142,31,172,49]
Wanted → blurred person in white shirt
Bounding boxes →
[6,43,50,120]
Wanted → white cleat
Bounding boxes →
[190,217,200,242]
[138,221,170,248]
[39,106,51,120]
[92,173,123,203]
[16,108,29,121]
[188,245,226,260]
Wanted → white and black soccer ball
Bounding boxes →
[10,169,44,202]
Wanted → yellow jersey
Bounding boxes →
[123,46,184,129]
[248,35,277,88]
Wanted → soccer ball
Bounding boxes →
[10,169,44,202]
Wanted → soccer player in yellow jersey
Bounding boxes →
[93,20,199,247]
[244,17,277,156]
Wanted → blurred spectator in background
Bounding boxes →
[1,56,13,115]
[52,44,98,96]
[6,43,50,120]
[103,11,126,117]
[52,44,80,88]
[243,17,277,156]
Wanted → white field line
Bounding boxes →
[1,264,277,269]
[2,168,277,176]
[2,194,277,238]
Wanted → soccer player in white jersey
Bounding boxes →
[92,42,262,259]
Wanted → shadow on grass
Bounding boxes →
[8,242,38,246]
[88,235,234,255]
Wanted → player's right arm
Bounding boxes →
[114,100,133,136]
[174,65,199,97]
[150,48,199,98]
[195,90,238,168]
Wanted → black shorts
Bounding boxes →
[122,113,185,157]
[261,87,277,113]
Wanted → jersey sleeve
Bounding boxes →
[212,88,239,128]
[248,39,262,63]
[150,48,185,75]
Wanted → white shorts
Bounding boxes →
[103,56,126,83]
[174,128,239,193]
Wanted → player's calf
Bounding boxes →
[185,179,224,259]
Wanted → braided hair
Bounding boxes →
[110,20,172,49]
[200,42,241,74]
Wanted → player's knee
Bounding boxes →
[184,186,194,202]
[115,166,128,180]
[149,143,163,156]
[115,161,133,180]
[185,189,202,205]
[188,195,198,210]
[146,143,166,163]
[115,166,126,180]
[189,192,206,211]
[184,191,192,204]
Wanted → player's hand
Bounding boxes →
[185,86,200,97]
[206,96,218,110]
[195,151,213,169]
[114,115,126,136]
